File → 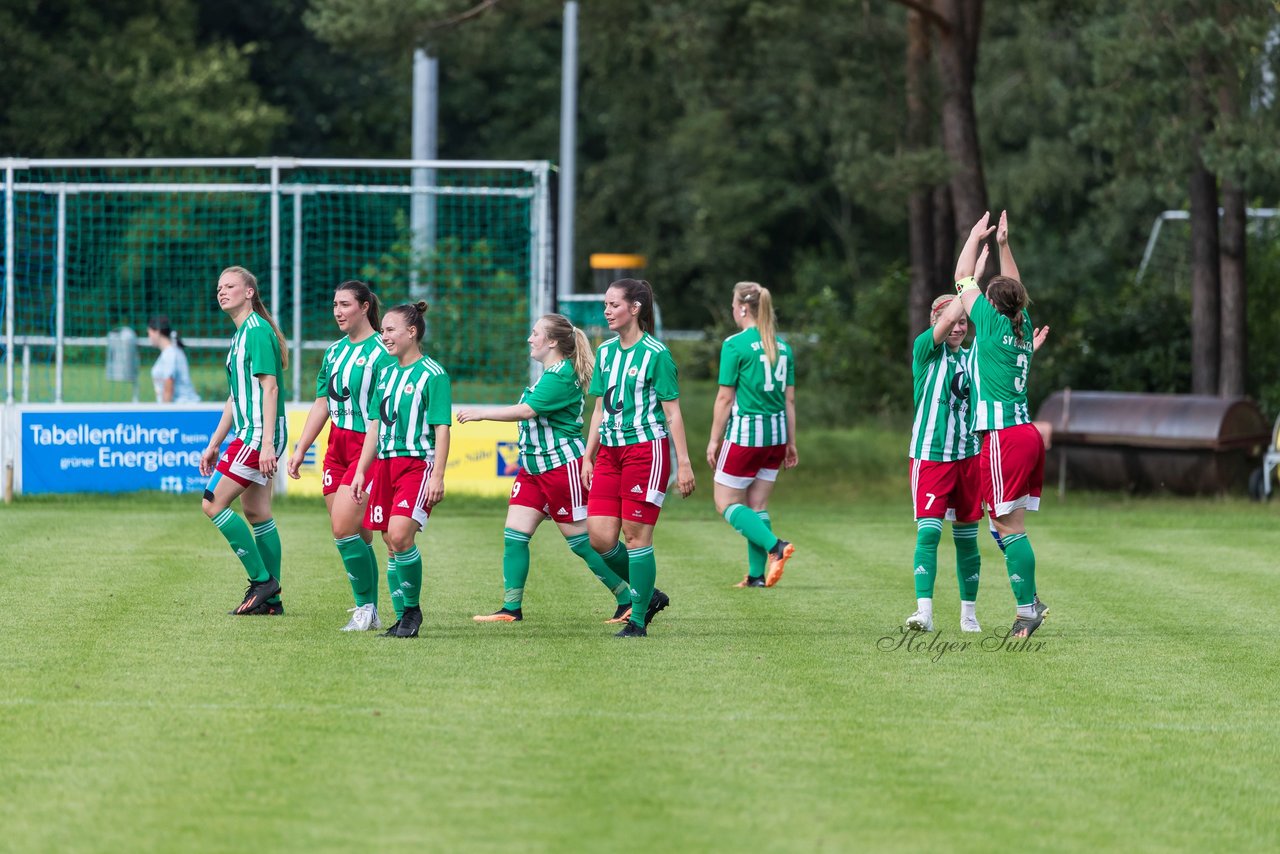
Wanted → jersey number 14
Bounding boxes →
[758,355,789,392]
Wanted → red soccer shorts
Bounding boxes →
[587,438,671,526]
[362,456,434,531]
[980,422,1045,518]
[213,438,270,488]
[322,425,367,496]
[714,441,786,489]
[509,457,588,522]
[909,456,982,523]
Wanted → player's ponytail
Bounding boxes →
[148,314,184,350]
[541,313,594,388]
[734,281,779,366]
[223,265,289,370]
[986,276,1031,345]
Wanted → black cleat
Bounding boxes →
[1033,595,1049,620]
[614,621,647,638]
[391,606,422,638]
[230,577,281,615]
[735,574,766,588]
[381,619,402,637]
[1010,609,1045,639]
[644,588,670,626]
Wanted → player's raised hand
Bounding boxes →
[974,244,991,281]
[996,210,1009,246]
[969,211,995,242]
[1033,325,1050,352]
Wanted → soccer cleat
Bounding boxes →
[614,621,647,638]
[960,616,982,633]
[1011,596,1050,638]
[905,610,934,632]
[644,588,670,626]
[764,541,794,587]
[261,600,284,616]
[735,574,766,588]
[381,619,402,637]
[230,577,281,615]
[390,605,423,638]
[340,603,381,632]
[473,608,522,622]
[604,604,632,624]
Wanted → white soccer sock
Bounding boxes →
[960,600,976,621]
[916,597,933,617]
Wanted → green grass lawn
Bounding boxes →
[3,476,1279,852]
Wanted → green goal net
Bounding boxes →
[1,158,551,404]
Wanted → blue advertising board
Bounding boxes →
[18,406,225,495]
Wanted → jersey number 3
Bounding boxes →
[759,355,789,392]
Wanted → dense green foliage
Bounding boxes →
[3,0,1279,418]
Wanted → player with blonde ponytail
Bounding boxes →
[707,281,798,588]
[457,314,634,623]
[199,266,288,616]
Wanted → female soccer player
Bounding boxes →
[457,314,632,623]
[956,211,1049,638]
[581,278,696,638]
[706,281,797,589]
[905,285,984,634]
[199,266,288,616]
[147,315,201,403]
[287,280,397,632]
[351,301,452,639]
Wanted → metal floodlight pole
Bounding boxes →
[5,164,15,404]
[411,49,439,302]
[269,161,281,321]
[292,193,303,403]
[557,1,580,303]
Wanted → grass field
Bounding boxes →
[3,451,1280,852]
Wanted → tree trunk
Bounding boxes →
[933,184,955,289]
[906,9,935,344]
[1218,181,1246,397]
[934,0,987,234]
[1188,157,1221,395]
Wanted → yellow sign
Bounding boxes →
[283,404,518,498]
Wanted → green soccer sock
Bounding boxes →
[627,546,656,628]
[363,541,379,608]
[502,528,532,610]
[913,518,943,598]
[252,518,282,602]
[953,522,981,602]
[1002,533,1036,607]
[210,508,269,582]
[395,546,423,609]
[724,503,780,553]
[335,534,377,607]
[747,510,772,579]
[599,541,630,583]
[386,555,404,619]
[567,533,630,604]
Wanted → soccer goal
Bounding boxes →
[1,157,552,406]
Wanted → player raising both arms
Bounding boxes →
[707,281,797,588]
[287,280,397,632]
[458,314,632,623]
[582,278,696,638]
[956,211,1049,638]
[199,266,289,616]
[351,301,452,639]
[905,279,985,634]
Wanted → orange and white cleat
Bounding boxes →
[764,541,794,587]
[604,604,631,624]
[473,608,522,622]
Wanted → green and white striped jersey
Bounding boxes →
[371,356,453,458]
[969,296,1034,431]
[225,313,284,450]
[909,329,979,461]
[717,328,795,447]
[518,360,586,475]
[588,334,680,447]
[316,334,395,433]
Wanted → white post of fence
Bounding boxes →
[55,189,66,403]
[5,164,15,405]
[411,49,439,302]
[270,161,281,321]
[21,344,29,404]
[292,192,303,403]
